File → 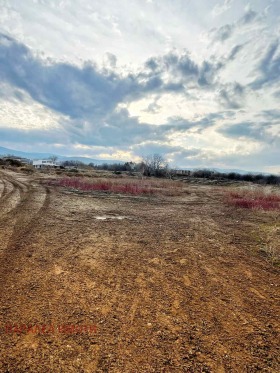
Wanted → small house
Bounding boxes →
[33,160,60,169]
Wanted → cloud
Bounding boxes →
[0,2,279,173]
[143,50,225,90]
[132,141,185,157]
[218,121,279,144]
[144,98,161,113]
[218,122,262,140]
[104,53,117,69]
[260,109,280,121]
[216,144,280,170]
[0,32,237,154]
[214,24,235,42]
[228,44,244,61]
[239,8,258,25]
[0,32,233,120]
[218,82,245,109]
[210,7,262,43]
[212,0,233,17]
[0,33,143,120]
[251,39,280,89]
[0,125,68,145]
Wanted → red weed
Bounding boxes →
[226,190,280,210]
[46,177,154,196]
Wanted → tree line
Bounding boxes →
[60,155,280,184]
[2,153,279,185]
[190,169,280,185]
[63,154,170,177]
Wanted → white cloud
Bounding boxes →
[0,83,65,129]
[212,0,233,17]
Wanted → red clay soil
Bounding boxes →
[0,170,279,372]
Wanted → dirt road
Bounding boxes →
[0,170,279,372]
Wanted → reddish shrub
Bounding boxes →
[46,177,154,196]
[226,190,280,210]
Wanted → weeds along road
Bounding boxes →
[0,170,279,372]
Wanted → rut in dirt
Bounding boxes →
[0,171,51,277]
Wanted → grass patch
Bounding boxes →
[258,223,280,266]
[259,245,280,266]
[45,177,184,196]
[226,189,280,210]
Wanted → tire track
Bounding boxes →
[0,171,51,277]
[0,172,28,217]
[0,177,11,200]
[0,173,30,255]
[0,178,6,199]
[0,179,16,205]
[6,185,50,251]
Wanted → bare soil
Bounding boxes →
[0,170,279,372]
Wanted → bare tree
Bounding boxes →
[142,154,169,177]
[48,155,58,162]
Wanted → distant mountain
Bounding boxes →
[0,146,123,165]
[176,167,271,176]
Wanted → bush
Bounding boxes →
[20,166,34,174]
[5,158,23,167]
[45,176,184,196]
[226,190,280,210]
[47,177,153,195]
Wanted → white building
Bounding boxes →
[33,160,60,169]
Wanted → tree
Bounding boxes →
[48,155,58,162]
[62,160,86,168]
[142,154,169,177]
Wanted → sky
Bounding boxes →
[0,0,279,172]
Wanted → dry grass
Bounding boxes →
[225,188,280,210]
[259,224,280,266]
[46,176,184,196]
[259,245,280,265]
